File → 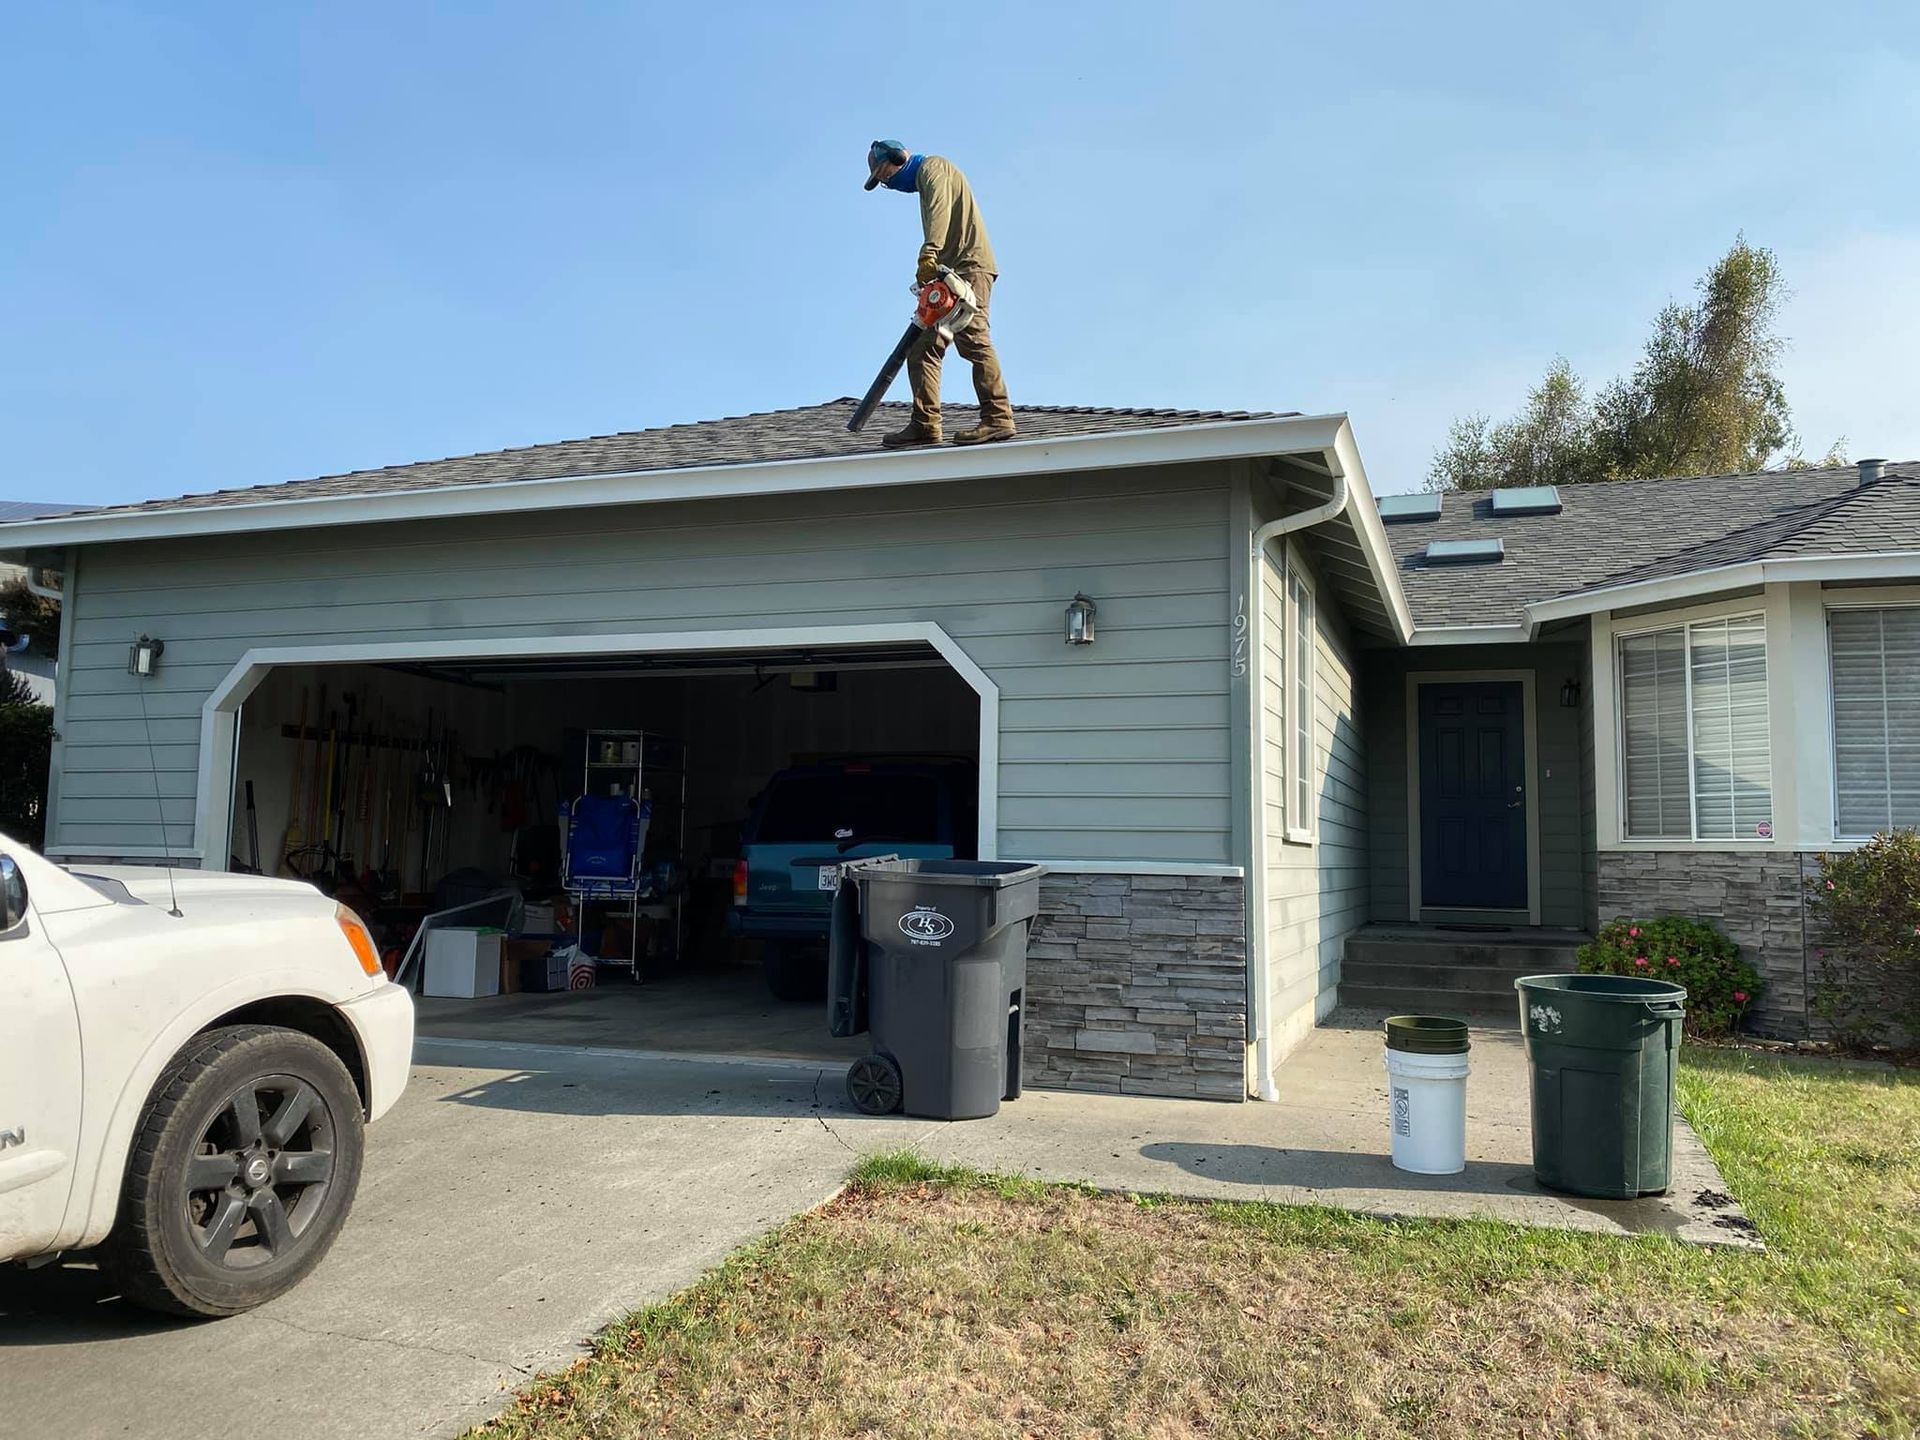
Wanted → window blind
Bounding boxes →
[1620,629,1691,838]
[1619,615,1771,840]
[1289,568,1314,834]
[1830,607,1920,835]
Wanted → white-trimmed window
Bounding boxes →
[1286,556,1315,842]
[1618,614,1772,841]
[1829,606,1920,837]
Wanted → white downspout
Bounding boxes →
[1247,467,1348,1101]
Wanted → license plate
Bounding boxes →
[816,865,841,891]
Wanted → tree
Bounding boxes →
[0,680,53,847]
[1428,238,1839,491]
[0,573,61,662]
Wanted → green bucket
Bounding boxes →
[1384,1015,1471,1055]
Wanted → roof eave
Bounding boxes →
[1526,550,1920,625]
[0,412,1354,554]
[1324,421,1417,645]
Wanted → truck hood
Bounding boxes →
[68,864,328,914]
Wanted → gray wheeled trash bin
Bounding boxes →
[828,858,1045,1119]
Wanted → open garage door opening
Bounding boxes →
[223,640,982,1063]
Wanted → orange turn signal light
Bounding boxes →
[335,904,383,977]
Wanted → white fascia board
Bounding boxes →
[0,412,1356,551]
[1325,422,1417,643]
[1528,551,1920,625]
[1407,622,1533,646]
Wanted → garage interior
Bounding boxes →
[224,643,980,1062]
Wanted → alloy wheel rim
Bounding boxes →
[183,1074,337,1270]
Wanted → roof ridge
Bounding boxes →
[1529,458,1920,495]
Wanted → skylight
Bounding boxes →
[1378,493,1443,522]
[1489,485,1562,516]
[1423,538,1505,565]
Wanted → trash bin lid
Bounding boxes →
[843,858,1046,889]
[1384,1015,1471,1054]
[1515,973,1685,1004]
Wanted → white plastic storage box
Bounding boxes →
[424,928,504,998]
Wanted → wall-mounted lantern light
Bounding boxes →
[128,635,165,678]
[1064,593,1097,646]
[1559,676,1581,709]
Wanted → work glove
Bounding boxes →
[915,256,940,286]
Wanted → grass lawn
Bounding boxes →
[473,1049,1918,1439]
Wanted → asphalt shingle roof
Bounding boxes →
[1387,461,1920,627]
[85,400,1281,517]
[0,500,88,523]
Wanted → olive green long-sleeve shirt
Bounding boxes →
[915,155,997,278]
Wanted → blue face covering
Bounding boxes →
[883,154,924,193]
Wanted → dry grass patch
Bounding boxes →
[475,1050,1917,1440]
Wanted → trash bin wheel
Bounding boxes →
[846,1053,903,1116]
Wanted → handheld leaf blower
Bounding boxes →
[846,266,978,432]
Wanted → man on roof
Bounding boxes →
[863,140,1015,449]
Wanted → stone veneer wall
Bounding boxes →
[1596,850,1814,1037]
[1022,873,1248,1101]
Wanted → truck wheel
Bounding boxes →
[104,1024,366,1318]
[761,940,826,1002]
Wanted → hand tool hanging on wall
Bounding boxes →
[243,781,261,873]
[281,686,311,874]
[331,691,359,887]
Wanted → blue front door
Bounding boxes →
[1418,681,1527,911]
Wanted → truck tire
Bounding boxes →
[104,1024,366,1318]
[761,940,827,1002]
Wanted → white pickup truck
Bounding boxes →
[0,832,414,1316]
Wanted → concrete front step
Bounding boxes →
[1336,982,1522,1019]
[1344,939,1581,973]
[1340,961,1562,993]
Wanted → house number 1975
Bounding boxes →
[1230,593,1249,678]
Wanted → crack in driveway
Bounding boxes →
[252,1308,535,1375]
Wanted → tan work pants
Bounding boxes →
[908,269,1012,431]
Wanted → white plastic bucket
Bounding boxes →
[1384,1045,1470,1175]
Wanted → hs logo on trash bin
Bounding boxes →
[899,907,955,946]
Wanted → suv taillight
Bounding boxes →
[732,859,748,905]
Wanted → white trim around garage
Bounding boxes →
[185,623,1001,874]
[1403,668,1543,927]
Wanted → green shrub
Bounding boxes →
[1577,915,1762,1037]
[1806,830,1920,1045]
[0,698,54,849]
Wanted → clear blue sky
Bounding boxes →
[4,2,1916,506]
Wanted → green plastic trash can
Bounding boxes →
[1515,973,1686,1199]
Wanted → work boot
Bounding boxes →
[881,420,941,449]
[952,420,1018,446]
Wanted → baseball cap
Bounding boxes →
[864,139,907,190]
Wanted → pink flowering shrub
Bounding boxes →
[1807,830,1920,1045]
[1578,916,1761,1037]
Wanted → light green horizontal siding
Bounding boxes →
[1261,539,1368,1064]
[53,465,1236,864]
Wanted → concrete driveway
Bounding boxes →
[0,1016,1753,1439]
[0,1038,933,1440]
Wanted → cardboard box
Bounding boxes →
[520,902,556,935]
[423,928,504,998]
[505,937,566,993]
